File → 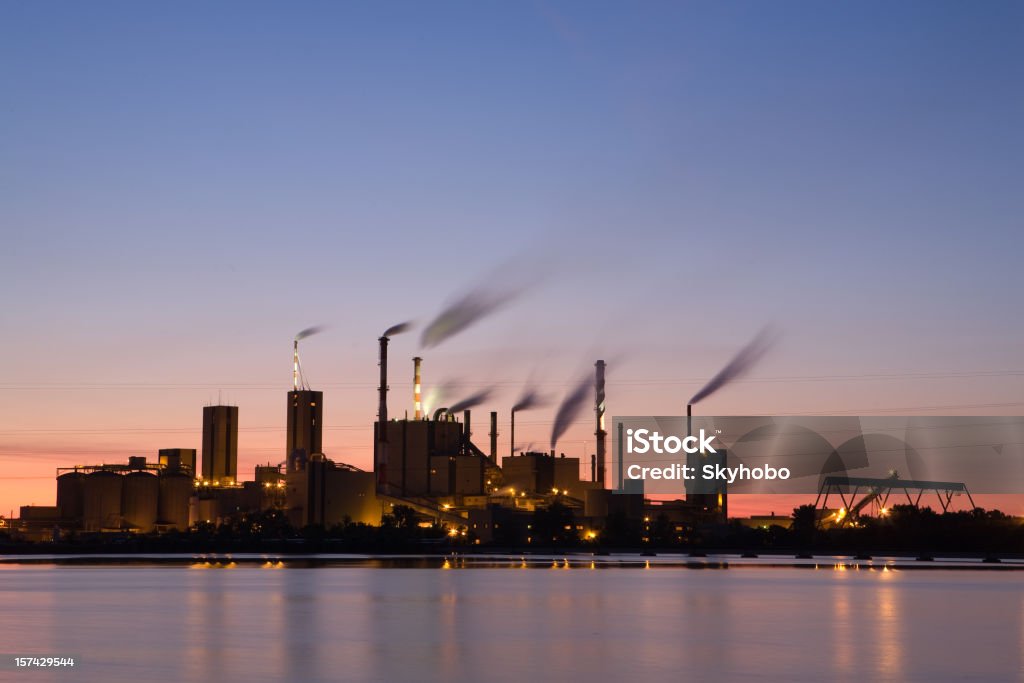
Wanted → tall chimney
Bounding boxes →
[595,359,606,486]
[377,336,390,492]
[510,410,516,458]
[686,403,693,502]
[413,357,423,420]
[463,410,471,455]
[489,411,498,464]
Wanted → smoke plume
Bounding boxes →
[295,325,326,341]
[448,388,493,413]
[689,327,778,405]
[512,387,546,413]
[421,286,526,348]
[550,374,591,449]
[382,321,413,337]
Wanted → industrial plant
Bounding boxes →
[11,321,985,547]
[11,316,740,544]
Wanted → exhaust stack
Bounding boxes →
[413,357,423,420]
[595,360,606,486]
[376,335,391,491]
[489,411,498,464]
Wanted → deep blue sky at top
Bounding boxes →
[1,1,1022,412]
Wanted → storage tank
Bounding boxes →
[83,471,123,531]
[158,472,193,530]
[56,471,86,522]
[121,471,158,532]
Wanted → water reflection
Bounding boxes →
[0,567,1019,682]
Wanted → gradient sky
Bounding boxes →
[2,2,1022,517]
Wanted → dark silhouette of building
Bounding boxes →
[158,448,196,473]
[287,390,323,473]
[202,405,238,485]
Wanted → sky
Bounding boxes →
[1,1,1022,517]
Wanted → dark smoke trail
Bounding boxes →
[550,374,591,449]
[382,321,413,337]
[448,388,493,413]
[512,387,546,413]
[420,286,526,348]
[689,327,778,405]
[295,325,326,341]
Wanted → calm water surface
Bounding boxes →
[0,558,1021,682]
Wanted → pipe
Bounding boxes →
[413,357,423,420]
[489,411,498,464]
[595,360,606,486]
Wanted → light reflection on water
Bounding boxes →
[0,565,1021,682]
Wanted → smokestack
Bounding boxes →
[463,410,471,455]
[510,410,516,458]
[595,360,606,487]
[686,403,693,502]
[413,357,423,420]
[489,411,498,463]
[590,453,596,482]
[377,336,390,491]
[293,340,300,391]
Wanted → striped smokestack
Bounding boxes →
[413,357,423,420]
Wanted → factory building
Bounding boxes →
[17,456,194,536]
[285,455,381,527]
[375,416,487,498]
[501,451,595,498]
[158,448,196,474]
[684,405,728,521]
[202,405,238,485]
[286,389,323,474]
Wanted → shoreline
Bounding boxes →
[2,551,1022,570]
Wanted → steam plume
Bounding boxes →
[690,327,778,405]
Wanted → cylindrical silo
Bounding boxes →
[57,471,86,522]
[83,471,123,531]
[121,471,158,532]
[158,472,193,530]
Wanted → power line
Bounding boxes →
[1,369,1023,391]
